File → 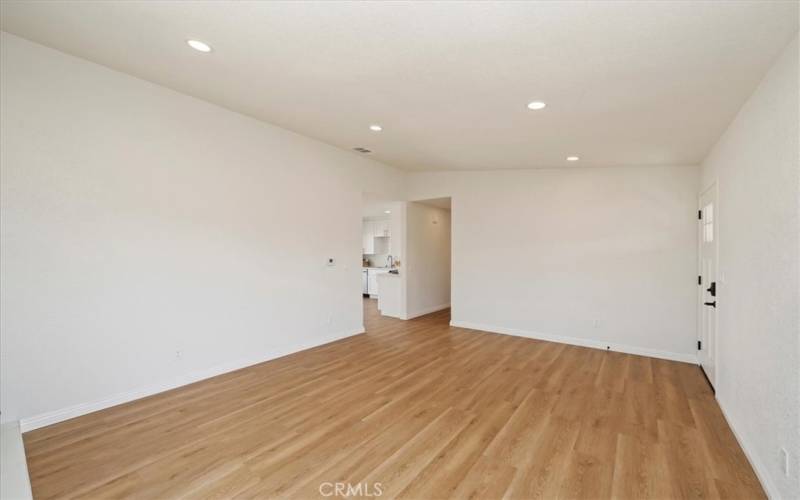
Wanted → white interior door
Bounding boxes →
[698,184,718,387]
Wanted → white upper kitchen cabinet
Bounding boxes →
[374,219,390,238]
[362,217,390,255]
[362,220,375,254]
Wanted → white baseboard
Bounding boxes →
[449,320,697,364]
[405,303,451,320]
[19,327,365,433]
[716,397,777,499]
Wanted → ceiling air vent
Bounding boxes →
[353,147,372,154]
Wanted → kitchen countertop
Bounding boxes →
[363,267,401,275]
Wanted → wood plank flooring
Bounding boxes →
[24,299,764,499]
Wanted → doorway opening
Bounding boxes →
[404,197,452,320]
[361,194,403,318]
[360,195,452,323]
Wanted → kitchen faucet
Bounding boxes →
[387,255,394,268]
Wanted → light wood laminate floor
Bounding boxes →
[24,299,763,499]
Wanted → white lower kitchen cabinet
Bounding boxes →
[364,268,389,297]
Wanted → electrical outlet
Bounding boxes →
[780,447,789,477]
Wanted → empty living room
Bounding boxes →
[1,1,798,499]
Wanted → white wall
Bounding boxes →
[388,203,404,261]
[405,202,451,317]
[407,165,699,361]
[700,35,799,499]
[0,422,33,499]
[0,32,405,425]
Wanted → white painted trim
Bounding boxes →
[405,303,451,320]
[716,396,777,499]
[449,320,697,364]
[1,422,33,500]
[19,327,364,432]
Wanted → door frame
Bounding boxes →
[697,180,719,390]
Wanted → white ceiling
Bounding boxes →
[362,193,396,218]
[1,1,797,171]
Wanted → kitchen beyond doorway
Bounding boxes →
[361,194,403,308]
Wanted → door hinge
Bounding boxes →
[697,340,702,350]
[698,210,702,220]
[698,275,702,285]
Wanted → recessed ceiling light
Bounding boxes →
[566,156,580,162]
[187,39,212,53]
[527,101,546,110]
[384,210,392,214]
[369,124,383,132]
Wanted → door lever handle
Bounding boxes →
[704,301,716,308]
[706,282,716,297]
